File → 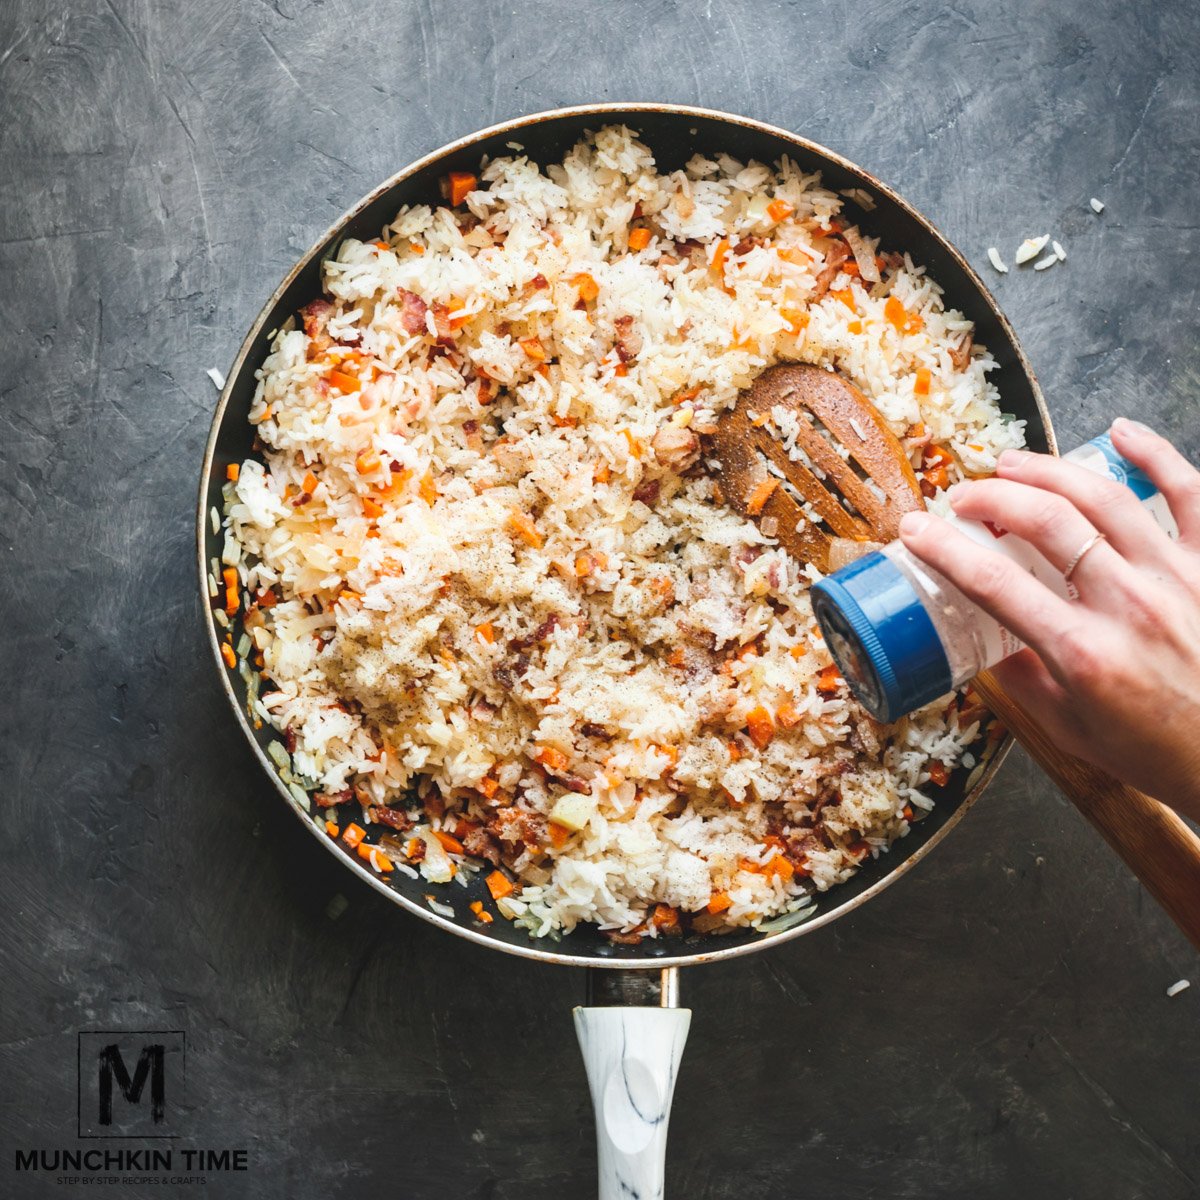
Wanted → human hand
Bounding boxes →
[897,418,1200,821]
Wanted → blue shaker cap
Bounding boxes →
[811,551,952,724]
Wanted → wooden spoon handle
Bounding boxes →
[974,671,1200,952]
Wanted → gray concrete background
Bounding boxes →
[2,1,1198,1197]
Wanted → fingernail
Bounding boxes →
[899,511,932,536]
[1114,417,1154,437]
[998,448,1031,470]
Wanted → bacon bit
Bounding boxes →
[447,171,477,206]
[477,775,500,799]
[506,508,543,549]
[535,745,571,774]
[817,664,841,696]
[405,837,425,862]
[324,820,339,837]
[342,823,365,850]
[253,588,277,610]
[547,821,570,849]
[485,870,514,900]
[370,806,411,831]
[707,890,732,915]
[355,450,381,476]
[571,272,600,302]
[605,927,646,946]
[928,761,951,787]
[781,307,809,334]
[222,567,239,616]
[327,368,361,394]
[830,287,857,312]
[469,899,494,924]
[651,904,681,933]
[475,622,495,645]
[744,476,779,515]
[776,699,802,729]
[628,226,651,251]
[767,198,794,222]
[397,288,428,335]
[418,470,438,505]
[847,839,871,860]
[433,829,465,855]
[519,336,546,361]
[914,368,932,396]
[746,705,774,750]
[361,496,384,519]
[219,642,236,669]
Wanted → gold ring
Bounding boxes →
[1062,532,1107,582]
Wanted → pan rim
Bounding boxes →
[197,101,1051,970]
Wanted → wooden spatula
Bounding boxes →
[711,363,1200,951]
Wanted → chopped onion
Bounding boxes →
[757,904,818,934]
[842,225,881,282]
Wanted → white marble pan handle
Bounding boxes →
[573,980,691,1200]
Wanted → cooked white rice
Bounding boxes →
[220,126,1021,940]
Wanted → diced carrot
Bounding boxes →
[361,496,384,519]
[485,870,514,900]
[220,642,236,669]
[519,336,546,361]
[475,622,495,644]
[776,699,802,729]
[746,705,774,750]
[434,829,465,855]
[781,306,809,334]
[342,823,365,850]
[302,471,319,496]
[257,588,277,608]
[622,429,644,459]
[921,465,950,497]
[884,296,908,331]
[666,647,686,668]
[707,890,732,915]
[651,903,680,931]
[372,239,389,251]
[571,272,599,302]
[830,287,857,312]
[225,462,240,482]
[447,171,477,206]
[923,443,954,469]
[222,566,239,616]
[405,837,424,861]
[902,805,914,822]
[506,508,543,549]
[745,477,779,516]
[817,664,841,695]
[767,198,794,222]
[477,775,499,799]
[928,761,950,787]
[628,227,651,251]
[674,384,702,405]
[847,320,863,334]
[355,449,381,476]
[469,899,494,924]
[534,745,570,774]
[548,821,570,849]
[327,369,361,394]
[914,367,931,396]
[409,241,425,256]
[594,460,611,484]
[777,247,809,265]
[765,854,795,882]
[727,739,743,762]
[419,470,438,505]
[357,841,394,872]
[325,820,339,837]
[712,237,730,277]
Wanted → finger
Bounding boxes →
[1109,417,1200,546]
[898,510,1082,660]
[994,445,1169,562]
[946,476,1128,594]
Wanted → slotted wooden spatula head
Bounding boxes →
[710,363,924,571]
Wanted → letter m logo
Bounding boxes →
[77,1030,186,1137]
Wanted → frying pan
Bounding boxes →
[197,104,1052,1197]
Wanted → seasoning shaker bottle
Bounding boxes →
[810,430,1179,723]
